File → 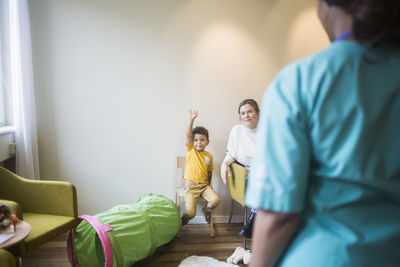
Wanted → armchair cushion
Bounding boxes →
[20,213,77,255]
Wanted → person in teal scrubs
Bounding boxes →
[245,0,400,266]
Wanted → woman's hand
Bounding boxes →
[220,162,231,184]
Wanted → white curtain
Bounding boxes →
[1,0,40,179]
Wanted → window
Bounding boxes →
[0,6,5,127]
[0,58,13,128]
[0,81,4,126]
[0,0,14,128]
[0,73,12,128]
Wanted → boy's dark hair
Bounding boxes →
[192,126,209,139]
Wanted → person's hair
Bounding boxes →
[192,126,209,139]
[323,0,400,47]
[238,99,260,114]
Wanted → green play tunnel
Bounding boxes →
[67,193,181,267]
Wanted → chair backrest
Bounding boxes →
[227,163,248,207]
[176,156,186,195]
[177,156,186,169]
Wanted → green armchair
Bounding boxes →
[0,166,78,261]
[0,249,16,267]
[226,163,249,248]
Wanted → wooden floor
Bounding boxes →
[22,223,251,267]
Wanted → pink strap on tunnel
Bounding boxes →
[78,215,114,267]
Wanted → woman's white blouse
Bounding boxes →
[223,124,257,167]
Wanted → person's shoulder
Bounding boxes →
[231,124,243,132]
[268,42,362,94]
[279,41,363,77]
[203,150,213,158]
[186,143,194,151]
[263,42,369,114]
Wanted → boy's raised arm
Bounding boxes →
[186,108,198,146]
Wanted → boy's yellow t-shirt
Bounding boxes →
[184,143,213,184]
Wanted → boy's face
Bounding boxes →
[193,133,209,151]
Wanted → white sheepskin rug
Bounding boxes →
[178,256,239,267]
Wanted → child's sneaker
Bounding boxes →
[202,206,212,224]
[204,214,211,224]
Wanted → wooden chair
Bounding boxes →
[226,162,248,248]
[176,156,215,237]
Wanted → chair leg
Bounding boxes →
[243,206,247,250]
[176,199,182,238]
[226,199,235,231]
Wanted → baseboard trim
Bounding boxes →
[188,215,245,224]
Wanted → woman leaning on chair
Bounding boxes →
[220,98,260,238]
[246,0,400,266]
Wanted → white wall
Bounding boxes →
[28,0,328,218]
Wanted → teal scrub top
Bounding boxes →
[245,41,400,267]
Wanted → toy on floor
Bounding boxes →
[67,193,181,267]
[179,255,239,267]
[226,246,252,265]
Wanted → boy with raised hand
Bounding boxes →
[181,108,220,228]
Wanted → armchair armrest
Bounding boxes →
[0,167,77,218]
[0,248,16,267]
